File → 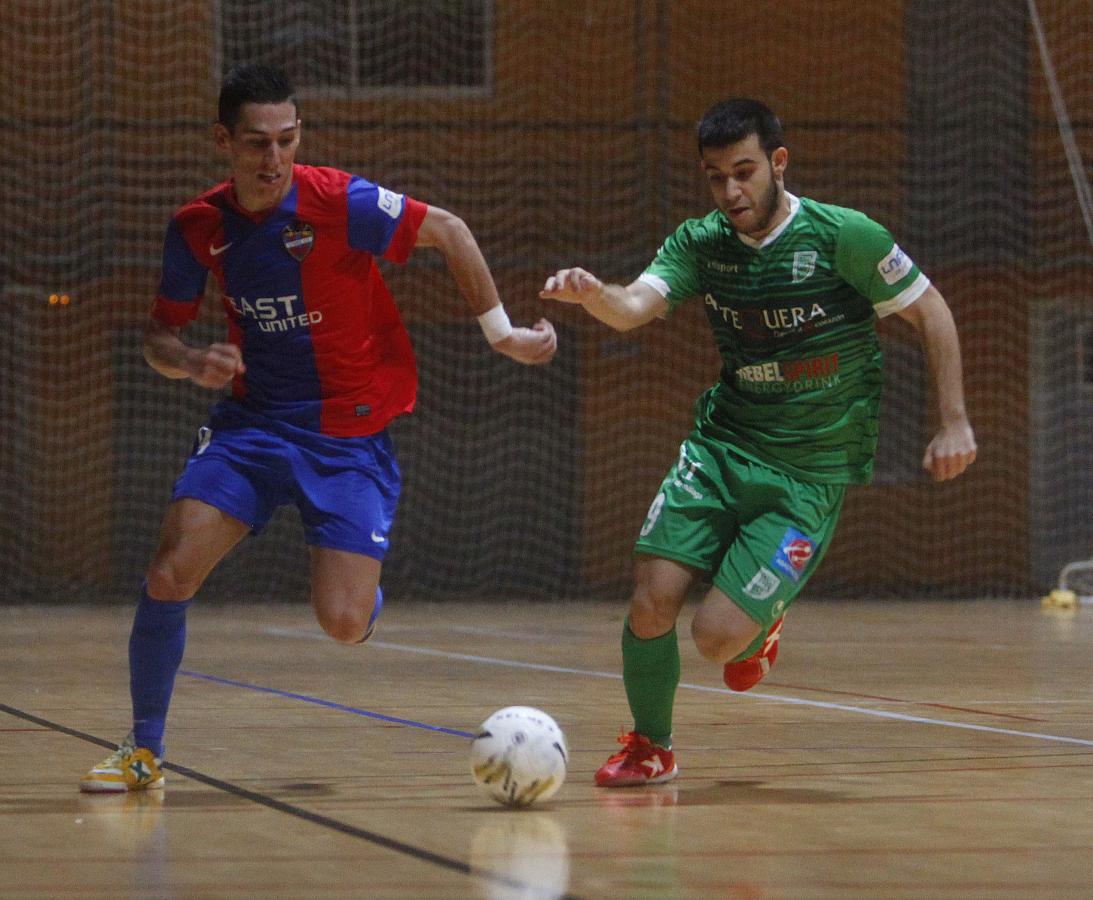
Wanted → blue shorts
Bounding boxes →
[171,402,400,559]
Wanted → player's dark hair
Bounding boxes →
[698,98,784,157]
[218,64,298,133]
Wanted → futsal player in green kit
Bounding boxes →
[541,98,977,787]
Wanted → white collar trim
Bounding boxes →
[734,192,800,249]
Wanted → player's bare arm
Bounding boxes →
[895,285,977,481]
[142,317,245,389]
[416,205,557,365]
[540,268,668,331]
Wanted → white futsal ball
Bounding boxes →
[470,706,568,808]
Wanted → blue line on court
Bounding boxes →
[179,669,475,738]
[0,704,581,898]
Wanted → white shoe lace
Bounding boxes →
[99,734,137,767]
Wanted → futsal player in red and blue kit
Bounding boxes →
[81,64,557,792]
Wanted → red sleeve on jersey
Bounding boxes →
[151,295,201,327]
[383,198,428,264]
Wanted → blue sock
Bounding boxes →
[357,586,383,643]
[369,586,383,629]
[129,584,191,758]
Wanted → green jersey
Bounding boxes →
[642,194,929,484]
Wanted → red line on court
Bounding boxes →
[820,762,1093,778]
[764,681,1049,722]
[569,845,1088,858]
[736,761,1093,781]
[0,727,51,732]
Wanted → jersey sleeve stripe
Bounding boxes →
[873,272,930,318]
[638,272,671,297]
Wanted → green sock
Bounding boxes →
[621,618,680,748]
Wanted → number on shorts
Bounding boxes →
[640,492,666,537]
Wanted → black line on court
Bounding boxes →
[0,702,584,900]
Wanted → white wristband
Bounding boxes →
[477,305,513,345]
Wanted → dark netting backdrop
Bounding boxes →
[2,1,1091,604]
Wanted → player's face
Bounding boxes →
[701,135,789,240]
[214,101,301,212]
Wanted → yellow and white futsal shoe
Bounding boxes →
[80,733,164,793]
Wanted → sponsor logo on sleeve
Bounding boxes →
[877,243,913,285]
[772,527,815,582]
[376,187,404,220]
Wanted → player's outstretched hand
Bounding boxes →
[186,342,246,388]
[493,318,557,365]
[922,419,977,481]
[539,267,604,304]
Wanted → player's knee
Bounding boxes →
[628,588,681,639]
[145,559,202,601]
[691,608,759,664]
[320,610,367,643]
[691,626,738,663]
[314,601,371,644]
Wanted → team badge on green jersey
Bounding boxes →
[791,250,817,283]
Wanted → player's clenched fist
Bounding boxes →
[540,268,604,303]
[493,318,558,365]
[186,342,246,388]
[922,421,977,482]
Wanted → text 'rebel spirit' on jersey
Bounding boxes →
[226,294,323,333]
[735,353,841,393]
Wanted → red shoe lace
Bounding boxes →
[606,730,651,764]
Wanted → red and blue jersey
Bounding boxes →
[153,164,428,436]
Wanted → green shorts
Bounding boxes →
[634,431,846,628]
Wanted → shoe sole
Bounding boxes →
[596,765,678,788]
[79,778,165,793]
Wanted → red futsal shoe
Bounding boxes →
[595,731,677,787]
[723,615,784,691]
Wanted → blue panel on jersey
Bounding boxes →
[346,176,403,255]
[217,187,323,430]
[219,187,300,292]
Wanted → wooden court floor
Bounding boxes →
[2,597,1093,899]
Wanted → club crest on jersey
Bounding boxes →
[281,221,315,261]
[772,527,815,582]
[792,250,817,283]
